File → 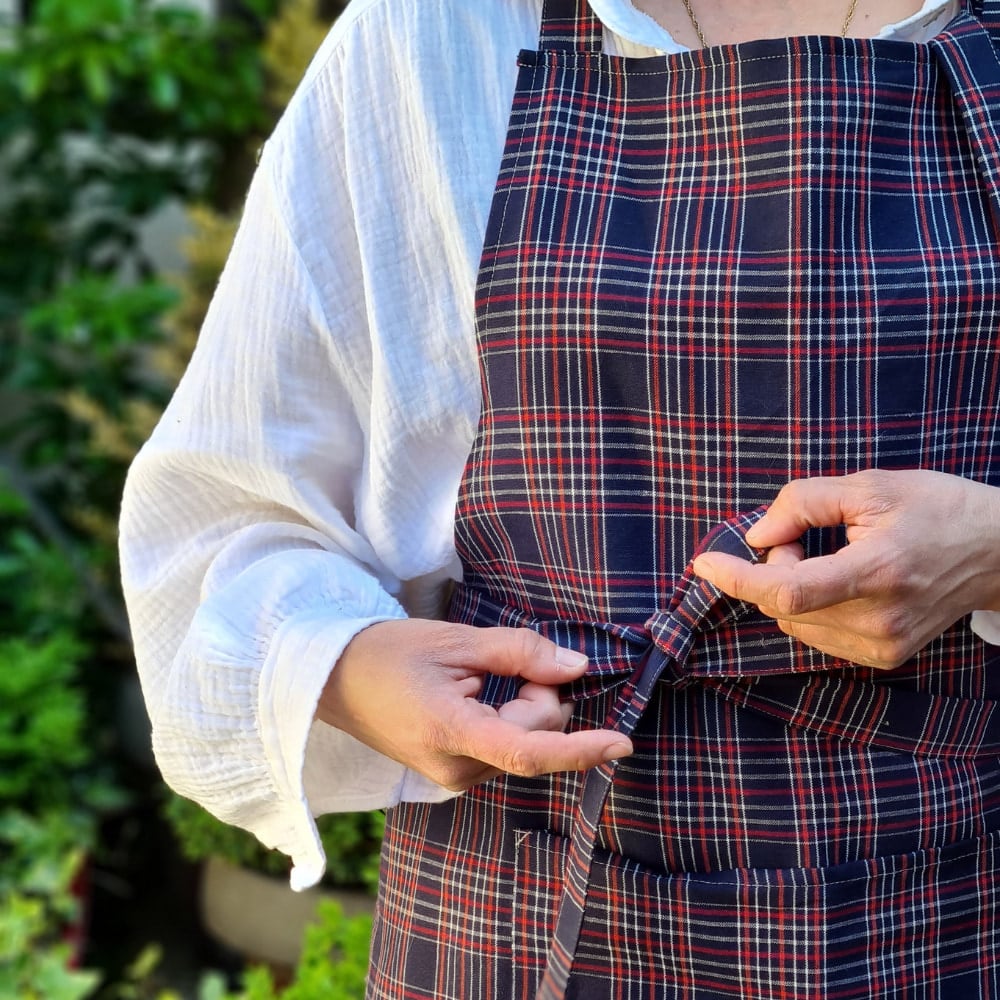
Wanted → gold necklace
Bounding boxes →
[680,0,861,48]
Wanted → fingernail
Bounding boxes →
[603,740,633,762]
[555,647,589,671]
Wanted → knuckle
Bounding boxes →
[868,651,907,672]
[862,616,914,670]
[531,704,564,732]
[549,702,571,731]
[781,478,809,503]
[533,691,571,731]
[775,477,814,516]
[775,618,796,637]
[883,608,912,641]
[874,637,914,671]
[772,579,808,618]
[512,626,547,662]
[499,747,539,778]
[870,605,914,646]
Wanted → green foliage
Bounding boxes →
[0,503,122,820]
[318,812,384,891]
[0,2,338,995]
[0,687,109,1000]
[0,811,91,901]
[199,900,372,1000]
[0,524,87,638]
[3,0,270,182]
[22,277,179,386]
[0,0,276,659]
[0,523,120,1000]
[0,889,101,1000]
[0,728,107,997]
[0,633,89,802]
[17,0,265,131]
[0,573,126,1000]
[165,793,384,892]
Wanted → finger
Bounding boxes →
[456,713,633,778]
[445,625,590,685]
[769,616,860,663]
[497,683,572,732]
[763,541,805,568]
[692,549,862,617]
[745,477,856,548]
[770,616,908,670]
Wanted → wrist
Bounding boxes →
[313,618,400,734]
[968,479,1000,613]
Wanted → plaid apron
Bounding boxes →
[369,2,1000,996]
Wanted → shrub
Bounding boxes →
[199,900,372,1000]
[164,793,384,893]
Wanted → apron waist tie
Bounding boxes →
[450,505,1000,766]
[535,643,674,1000]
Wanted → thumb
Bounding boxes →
[746,477,853,548]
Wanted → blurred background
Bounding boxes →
[0,2,388,997]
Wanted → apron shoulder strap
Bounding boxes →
[539,0,603,52]
[931,8,1000,232]
[972,0,1000,42]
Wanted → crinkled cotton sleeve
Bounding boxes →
[119,82,465,891]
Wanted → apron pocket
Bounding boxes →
[512,826,1000,999]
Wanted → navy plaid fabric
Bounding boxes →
[368,3,1000,997]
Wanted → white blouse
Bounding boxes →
[119,0,983,890]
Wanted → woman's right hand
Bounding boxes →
[316,619,634,792]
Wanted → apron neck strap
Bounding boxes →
[539,0,603,52]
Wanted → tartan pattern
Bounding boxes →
[368,3,1000,998]
[516,827,1000,999]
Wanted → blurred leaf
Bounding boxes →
[198,972,234,1000]
[82,49,113,103]
[0,893,45,962]
[25,951,100,1000]
[0,475,27,517]
[150,69,180,110]
[35,0,132,30]
[17,62,46,100]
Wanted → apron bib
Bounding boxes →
[370,4,1000,997]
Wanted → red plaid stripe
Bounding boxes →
[369,3,1000,997]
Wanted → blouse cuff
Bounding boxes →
[970,609,1000,646]
[258,608,400,889]
[262,603,459,890]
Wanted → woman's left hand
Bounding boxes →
[692,470,1000,670]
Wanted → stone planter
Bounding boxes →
[198,855,375,972]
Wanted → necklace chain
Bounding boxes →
[681,0,861,48]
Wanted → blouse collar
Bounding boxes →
[589,0,959,55]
